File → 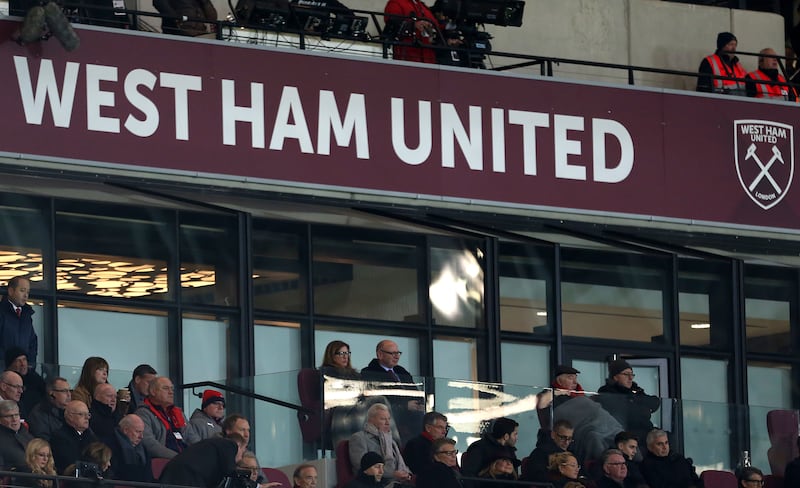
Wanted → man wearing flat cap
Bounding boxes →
[596,359,660,447]
[186,389,225,444]
[345,452,390,488]
[697,31,747,95]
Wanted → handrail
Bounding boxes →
[0,469,193,488]
[180,380,311,414]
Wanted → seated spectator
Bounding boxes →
[71,356,109,408]
[478,451,519,488]
[746,48,797,101]
[127,364,157,415]
[539,365,623,463]
[222,414,251,447]
[404,411,448,474]
[5,346,45,417]
[293,464,318,488]
[522,419,573,482]
[546,451,581,488]
[596,359,659,445]
[461,417,519,479]
[696,32,746,95]
[107,414,153,483]
[346,452,390,488]
[237,450,281,488]
[0,370,25,408]
[16,438,57,488]
[50,400,98,474]
[320,340,360,379]
[614,431,647,487]
[416,437,461,488]
[159,434,247,488]
[384,0,438,64]
[640,429,700,488]
[737,467,764,488]
[136,376,188,459]
[596,449,642,488]
[153,0,217,37]
[0,399,34,470]
[28,376,71,441]
[187,389,225,444]
[784,436,800,488]
[90,383,124,443]
[349,403,412,485]
[63,441,112,481]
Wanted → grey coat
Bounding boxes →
[136,404,186,459]
[348,429,408,479]
[185,409,222,444]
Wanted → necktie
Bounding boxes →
[389,369,400,382]
[15,308,20,318]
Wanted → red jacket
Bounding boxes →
[384,0,438,64]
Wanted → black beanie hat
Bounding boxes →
[360,452,384,472]
[4,347,27,369]
[609,359,633,377]
[717,32,737,51]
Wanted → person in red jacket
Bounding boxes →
[745,48,797,101]
[384,0,439,64]
[696,31,747,96]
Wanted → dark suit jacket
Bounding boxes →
[0,297,37,365]
[108,428,154,483]
[0,424,34,470]
[50,424,99,474]
[159,437,238,488]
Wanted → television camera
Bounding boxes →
[233,0,367,39]
[431,0,524,68]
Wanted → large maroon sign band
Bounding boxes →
[1,20,798,231]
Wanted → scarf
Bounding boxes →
[364,423,396,464]
[144,397,187,431]
[551,380,585,397]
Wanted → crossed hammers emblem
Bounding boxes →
[745,143,785,194]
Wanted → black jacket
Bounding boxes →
[417,461,462,488]
[159,437,239,488]
[596,381,660,438]
[404,433,434,474]
[0,297,37,365]
[89,399,124,444]
[50,424,99,474]
[344,472,390,488]
[461,435,518,479]
[521,436,565,482]
[361,359,413,383]
[640,450,701,488]
[27,401,64,441]
[0,424,34,470]
[107,428,154,483]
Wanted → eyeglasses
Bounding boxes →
[51,388,70,394]
[744,480,765,485]
[0,413,20,419]
[561,463,580,469]
[556,434,574,442]
[334,351,352,357]
[437,450,458,456]
[380,350,402,357]
[2,381,24,391]
[68,411,91,418]
[619,372,636,378]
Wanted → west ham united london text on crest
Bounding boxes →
[734,119,795,210]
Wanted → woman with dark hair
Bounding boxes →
[71,357,109,407]
[320,340,360,379]
[737,467,764,488]
[416,438,462,488]
[16,438,57,488]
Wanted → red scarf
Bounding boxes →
[144,397,187,431]
[551,380,585,397]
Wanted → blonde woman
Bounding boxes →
[20,438,57,488]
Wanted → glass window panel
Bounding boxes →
[498,242,553,334]
[254,320,301,375]
[433,337,476,381]
[679,260,734,348]
[430,243,485,328]
[501,342,549,459]
[0,202,48,290]
[56,209,172,300]
[181,314,229,406]
[680,357,729,472]
[561,250,666,343]
[313,235,421,322]
[252,224,307,313]
[180,214,238,306]
[748,361,792,475]
[57,302,169,384]
[745,298,790,354]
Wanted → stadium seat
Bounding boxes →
[152,457,170,480]
[335,439,354,488]
[699,469,737,488]
[262,467,291,488]
[764,474,784,488]
[767,409,799,476]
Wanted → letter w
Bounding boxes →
[14,56,79,127]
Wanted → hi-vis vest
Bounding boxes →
[747,69,793,100]
[705,54,747,92]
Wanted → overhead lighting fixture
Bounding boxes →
[690,323,711,329]
[536,311,547,317]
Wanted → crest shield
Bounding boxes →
[734,119,794,210]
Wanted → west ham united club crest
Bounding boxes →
[734,119,795,210]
